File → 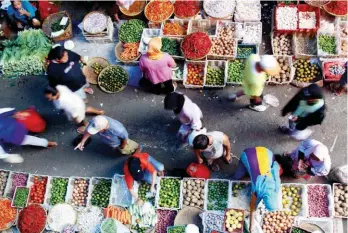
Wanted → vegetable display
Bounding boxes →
[235,1,261,22]
[155,209,177,233]
[112,176,133,207]
[101,218,117,233]
[173,68,183,81]
[293,59,320,83]
[138,183,152,201]
[210,24,237,57]
[91,62,107,75]
[120,42,140,61]
[83,12,107,34]
[341,39,348,55]
[207,180,229,211]
[185,63,205,87]
[105,206,131,225]
[323,62,346,81]
[281,185,303,216]
[230,182,251,210]
[182,179,205,208]
[272,33,293,55]
[0,171,9,196]
[29,176,47,204]
[174,0,200,19]
[262,211,294,233]
[237,46,255,59]
[163,22,187,36]
[204,212,224,233]
[307,185,330,217]
[205,65,225,86]
[228,60,245,84]
[161,38,181,57]
[18,205,47,233]
[299,12,317,29]
[276,6,298,30]
[268,57,292,84]
[71,178,89,207]
[168,225,186,233]
[13,187,29,208]
[98,66,129,93]
[224,209,244,233]
[291,227,310,233]
[51,13,69,33]
[77,206,104,233]
[318,34,337,55]
[181,32,212,59]
[50,177,68,205]
[0,198,17,230]
[323,1,348,16]
[129,202,158,227]
[340,24,348,38]
[203,0,235,19]
[9,173,28,197]
[333,184,348,217]
[119,19,146,43]
[145,0,174,22]
[131,225,151,233]
[295,34,317,56]
[242,23,262,44]
[158,178,181,209]
[91,179,112,208]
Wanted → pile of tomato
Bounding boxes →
[29,176,48,204]
[185,64,205,86]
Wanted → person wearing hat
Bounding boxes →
[164,92,203,143]
[124,152,164,202]
[280,84,325,140]
[74,115,140,155]
[228,54,280,112]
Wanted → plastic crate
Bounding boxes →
[204,179,231,212]
[204,60,228,88]
[235,2,261,22]
[317,31,340,57]
[202,211,225,233]
[26,174,49,205]
[321,59,348,82]
[4,171,29,198]
[271,31,294,56]
[236,44,258,59]
[188,19,217,36]
[266,55,295,85]
[294,217,333,233]
[160,19,189,38]
[44,176,69,207]
[297,4,320,32]
[293,32,317,59]
[291,57,323,88]
[138,29,161,54]
[274,4,298,32]
[155,176,183,211]
[86,177,112,208]
[110,174,134,208]
[242,22,262,45]
[229,181,251,210]
[307,184,334,218]
[11,186,30,208]
[65,176,90,208]
[280,183,308,217]
[332,183,348,218]
[0,169,11,197]
[223,208,245,233]
[181,178,206,208]
[183,60,207,89]
[215,21,243,41]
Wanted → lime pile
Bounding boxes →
[98,66,128,93]
[207,181,229,211]
[205,66,225,86]
[282,185,302,216]
[158,178,181,209]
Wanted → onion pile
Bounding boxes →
[272,33,293,55]
[307,185,330,217]
[262,211,294,233]
[71,178,89,207]
[155,210,177,233]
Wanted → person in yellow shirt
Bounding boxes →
[229,54,280,112]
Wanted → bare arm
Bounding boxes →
[249,193,257,233]
[120,139,127,149]
[129,188,138,200]
[74,133,91,151]
[151,171,157,193]
[194,149,204,164]
[223,134,231,157]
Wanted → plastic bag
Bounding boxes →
[328,165,348,184]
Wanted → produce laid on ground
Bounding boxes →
[224,209,244,233]
[227,59,245,84]
[162,38,181,57]
[318,34,337,55]
[293,59,321,83]
[112,176,133,207]
[262,211,294,233]
[83,12,107,34]
[203,0,235,19]
[155,209,177,233]
[47,203,77,231]
[182,179,205,208]
[242,23,262,44]
[168,225,186,233]
[181,32,212,59]
[235,1,261,22]
[91,179,112,208]
[29,176,47,204]
[50,177,68,205]
[145,0,174,22]
[101,218,117,233]
[105,206,131,224]
[120,42,140,61]
[119,19,146,43]
[205,64,225,86]
[185,63,205,87]
[138,183,152,201]
[272,33,293,55]
[50,13,69,34]
[268,57,292,84]
[71,178,89,207]
[8,172,28,197]
[290,227,311,233]
[276,6,298,30]
[307,185,330,217]
[298,11,317,30]
[333,184,348,217]
[98,66,128,93]
[323,1,348,17]
[18,205,47,233]
[12,187,29,208]
[294,34,317,56]
[206,180,229,211]
[0,171,9,196]
[204,212,224,233]
[281,185,303,216]
[237,45,256,59]
[210,24,237,57]
[158,178,181,209]
[0,198,17,230]
[174,0,200,19]
[163,22,187,36]
[77,206,104,233]
[129,202,158,227]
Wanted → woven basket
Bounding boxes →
[144,0,174,23]
[323,1,348,16]
[98,65,129,94]
[120,0,146,17]
[115,42,141,63]
[83,11,108,35]
[84,57,110,85]
[17,204,47,233]
[304,0,330,8]
[42,11,72,42]
[0,198,17,231]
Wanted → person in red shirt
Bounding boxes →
[124,153,164,202]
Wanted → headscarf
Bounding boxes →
[164,92,185,114]
[147,37,163,60]
[259,55,281,76]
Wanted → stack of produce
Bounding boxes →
[83,12,107,34]
[210,24,237,57]
[18,205,47,233]
[119,19,145,43]
[163,22,187,36]
[276,6,298,30]
[0,198,17,230]
[162,38,181,57]
[120,42,140,61]
[293,59,320,83]
[203,0,235,19]
[230,182,251,210]
[50,177,68,205]
[174,0,200,19]
[182,32,212,59]
[105,206,131,224]
[101,218,117,233]
[294,34,317,56]
[71,178,89,207]
[182,179,205,208]
[323,1,348,17]
[98,66,128,93]
[205,64,225,86]
[272,33,293,55]
[224,209,244,233]
[29,176,47,204]
[307,185,330,217]
[77,206,104,233]
[318,34,337,55]
[298,11,317,29]
[129,202,158,227]
[242,23,262,44]
[0,29,51,77]
[206,180,229,211]
[168,226,186,233]
[158,177,181,209]
[91,179,111,208]
[235,1,261,22]
[281,185,303,216]
[185,63,205,87]
[268,57,292,84]
[155,209,177,233]
[237,46,255,59]
[227,60,245,84]
[145,0,174,22]
[262,211,294,233]
[48,204,77,232]
[333,184,348,217]
[0,171,9,196]
[204,212,224,233]
[13,187,30,208]
[131,225,151,233]
[91,62,106,75]
[9,173,28,196]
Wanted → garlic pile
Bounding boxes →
[235,2,261,22]
[203,0,235,19]
[242,23,262,44]
[319,14,336,33]
[83,12,107,34]
[276,6,298,30]
[299,12,316,29]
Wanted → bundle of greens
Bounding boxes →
[51,14,69,33]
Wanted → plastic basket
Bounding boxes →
[317,31,340,57]
[155,176,183,211]
[86,177,112,208]
[65,176,90,208]
[181,178,206,209]
[234,2,261,22]
[183,60,207,89]
[160,19,189,38]
[274,4,299,32]
[271,31,294,56]
[321,59,348,82]
[138,29,161,54]
[202,211,225,233]
[266,55,295,85]
[110,174,134,208]
[242,22,262,44]
[297,4,320,33]
[293,32,318,59]
[332,183,348,218]
[204,179,231,212]
[236,44,258,59]
[44,176,69,207]
[204,60,228,88]
[26,174,49,205]
[4,172,29,198]
[280,183,308,217]
[306,184,334,218]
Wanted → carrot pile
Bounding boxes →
[145,0,174,22]
[120,42,140,61]
[0,199,17,230]
[104,206,131,225]
[163,22,187,36]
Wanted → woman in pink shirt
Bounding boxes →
[139,37,176,95]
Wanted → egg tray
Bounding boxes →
[280,183,308,217]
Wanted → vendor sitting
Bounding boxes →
[124,153,164,203]
[7,0,40,30]
[231,147,281,232]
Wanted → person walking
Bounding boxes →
[228,54,280,112]
[280,84,325,140]
[44,85,104,133]
[74,115,140,155]
[0,108,57,163]
[192,131,232,171]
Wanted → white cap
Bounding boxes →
[313,144,329,161]
[87,116,109,135]
[259,55,280,75]
[185,224,199,233]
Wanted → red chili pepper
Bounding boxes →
[174,0,200,18]
[18,205,46,233]
[324,1,348,16]
[182,32,212,59]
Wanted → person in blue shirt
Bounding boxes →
[7,0,40,30]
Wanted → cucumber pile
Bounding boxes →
[98,66,129,93]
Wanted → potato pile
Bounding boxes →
[210,25,237,57]
[272,34,293,55]
[224,209,244,233]
[268,57,291,83]
[182,179,205,208]
[0,170,9,196]
[262,211,294,233]
[334,184,348,217]
[72,178,89,207]
[281,185,303,216]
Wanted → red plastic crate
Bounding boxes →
[274,4,299,33]
[297,4,320,33]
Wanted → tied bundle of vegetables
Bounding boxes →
[104,206,131,224]
[0,199,16,230]
[174,0,200,18]
[120,42,140,61]
[161,38,181,56]
[145,0,174,22]
[163,22,187,36]
[181,32,212,59]
[119,19,145,43]
[18,205,47,233]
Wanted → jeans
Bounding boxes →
[143,156,164,184]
